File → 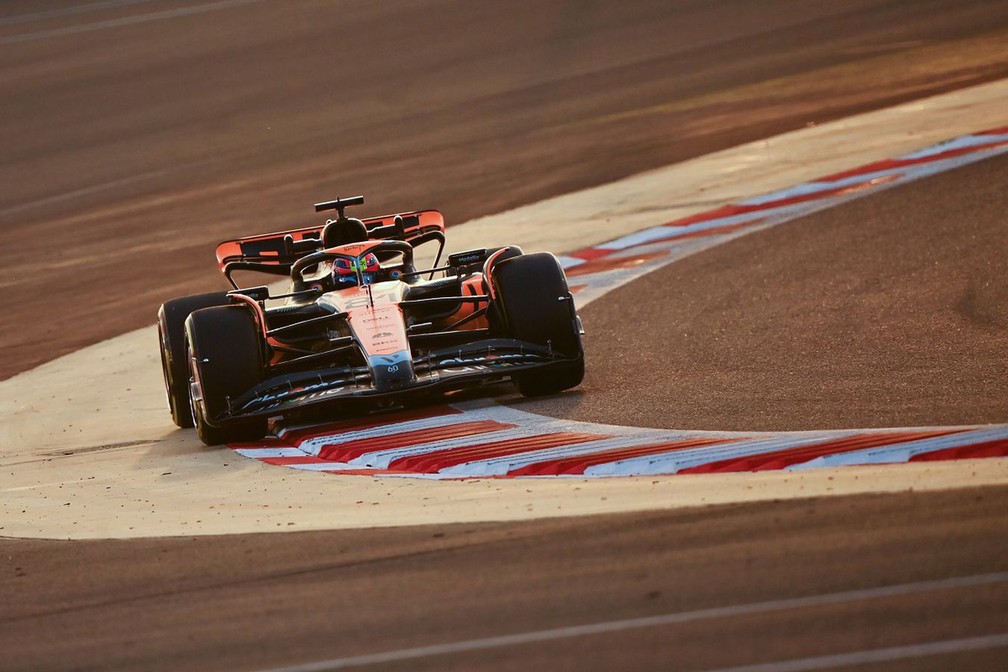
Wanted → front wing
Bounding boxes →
[208,338,578,426]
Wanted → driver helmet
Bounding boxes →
[332,253,381,287]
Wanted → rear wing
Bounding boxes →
[215,210,446,288]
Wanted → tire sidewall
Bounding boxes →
[491,252,581,358]
[184,305,266,444]
[157,291,230,427]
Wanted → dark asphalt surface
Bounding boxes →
[516,152,1008,431]
[1,1,1007,670]
[3,486,1007,671]
[3,0,1008,378]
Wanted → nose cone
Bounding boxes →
[368,350,415,391]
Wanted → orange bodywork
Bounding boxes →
[445,274,489,330]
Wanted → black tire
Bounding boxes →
[157,292,230,427]
[492,252,585,396]
[184,305,268,445]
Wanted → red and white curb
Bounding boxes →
[234,400,1008,478]
[557,126,1008,301]
[233,127,1008,478]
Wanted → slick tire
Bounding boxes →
[184,305,267,446]
[492,252,585,396]
[158,292,230,428]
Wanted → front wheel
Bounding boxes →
[158,292,230,428]
[492,253,585,396]
[185,305,268,445]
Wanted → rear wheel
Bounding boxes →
[492,253,584,396]
[185,305,268,445]
[157,292,230,427]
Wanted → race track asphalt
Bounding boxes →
[3,0,1008,378]
[2,1,1007,670]
[515,151,1008,432]
[4,486,1007,671]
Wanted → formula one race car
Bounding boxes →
[158,196,584,445]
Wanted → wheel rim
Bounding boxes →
[158,323,179,416]
[187,348,204,430]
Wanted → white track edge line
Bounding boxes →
[254,571,1008,671]
[701,633,1008,672]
